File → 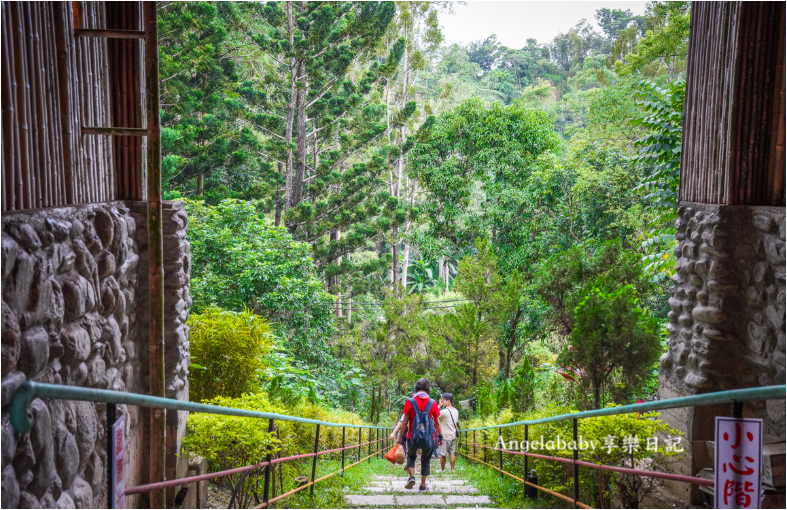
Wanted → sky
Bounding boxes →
[440,0,649,48]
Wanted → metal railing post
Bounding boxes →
[473,430,476,458]
[524,424,529,501]
[376,429,380,458]
[482,431,487,463]
[263,419,274,505]
[573,418,579,509]
[358,427,362,461]
[368,427,372,461]
[341,427,346,476]
[107,403,116,509]
[499,426,503,470]
[310,424,320,496]
[732,400,743,418]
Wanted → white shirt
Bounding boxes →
[438,407,459,440]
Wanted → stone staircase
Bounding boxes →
[344,460,495,508]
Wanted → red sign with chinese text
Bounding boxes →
[715,417,762,509]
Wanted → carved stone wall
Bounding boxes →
[658,202,786,501]
[660,203,786,419]
[1,200,191,509]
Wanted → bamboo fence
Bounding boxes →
[681,1,785,207]
[1,1,147,213]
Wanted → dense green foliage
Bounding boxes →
[188,307,273,402]
[567,284,660,409]
[186,199,335,363]
[633,78,686,280]
[409,98,559,251]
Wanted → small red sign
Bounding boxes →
[715,417,762,509]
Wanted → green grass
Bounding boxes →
[453,455,572,509]
[207,447,575,509]
[284,454,400,509]
[276,451,572,509]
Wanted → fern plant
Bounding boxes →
[630,78,685,281]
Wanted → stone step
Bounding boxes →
[368,480,468,488]
[344,494,494,507]
[365,486,479,494]
[372,475,464,482]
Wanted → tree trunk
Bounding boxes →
[592,374,601,410]
[197,174,204,197]
[504,308,522,379]
[284,2,296,212]
[472,341,479,386]
[335,229,343,316]
[392,226,399,288]
[370,383,376,422]
[438,256,445,292]
[292,77,307,207]
[401,242,410,291]
[311,119,318,204]
[347,286,352,324]
[505,341,515,380]
[275,162,283,227]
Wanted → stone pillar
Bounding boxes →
[659,204,786,501]
[658,2,785,504]
[163,203,192,504]
[131,200,192,506]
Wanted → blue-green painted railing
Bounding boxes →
[10,381,391,434]
[12,381,785,434]
[459,385,786,431]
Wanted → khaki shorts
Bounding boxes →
[439,438,457,456]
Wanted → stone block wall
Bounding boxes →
[658,203,786,501]
[1,200,191,509]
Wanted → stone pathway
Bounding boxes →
[345,460,495,508]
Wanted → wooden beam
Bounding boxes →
[144,1,166,508]
[75,28,145,39]
[81,126,147,136]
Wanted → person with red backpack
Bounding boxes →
[399,377,443,491]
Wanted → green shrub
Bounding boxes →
[185,392,370,508]
[474,380,497,418]
[186,393,369,463]
[188,307,273,402]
